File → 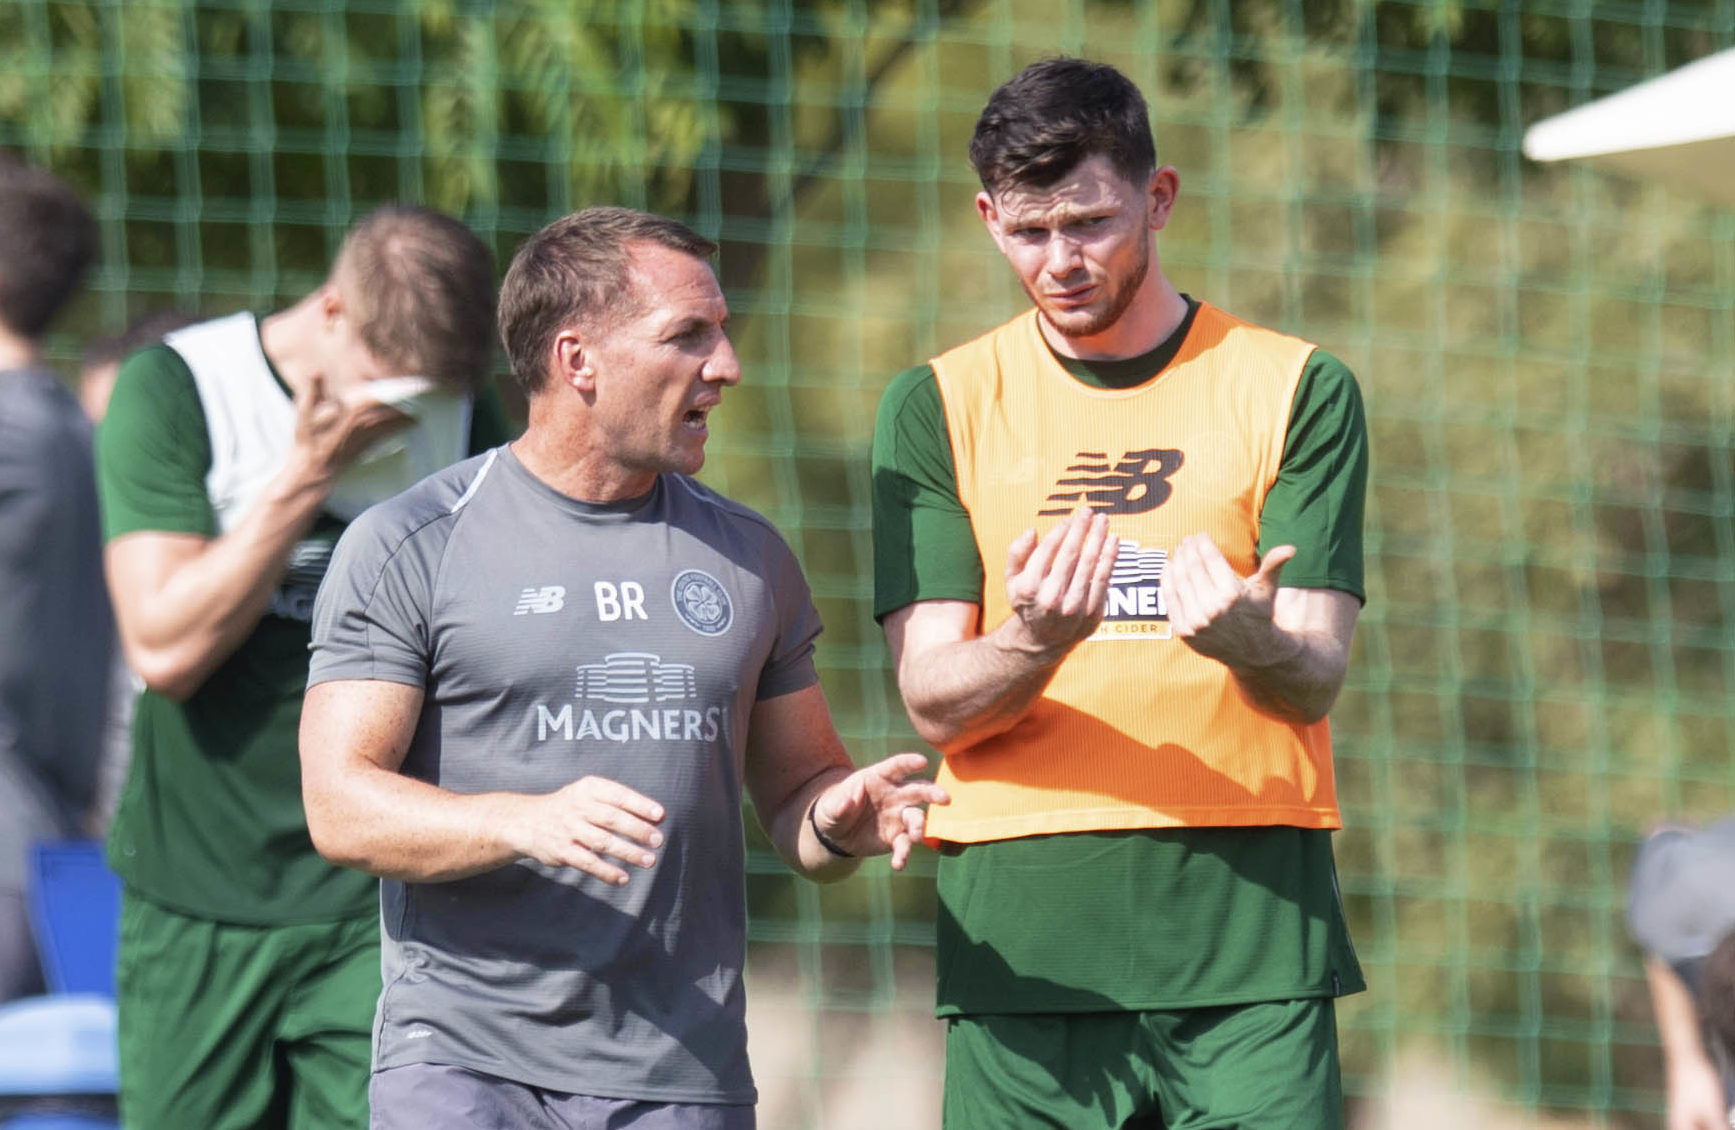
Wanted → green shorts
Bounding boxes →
[943,997,1345,1130]
[116,888,380,1130]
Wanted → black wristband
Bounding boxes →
[807,801,855,859]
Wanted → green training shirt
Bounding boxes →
[871,298,1370,1014]
[97,332,513,925]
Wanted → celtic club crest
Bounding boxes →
[670,569,732,637]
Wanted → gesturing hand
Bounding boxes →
[1003,506,1121,660]
[292,372,415,486]
[1160,533,1298,668]
[809,753,950,870]
[509,776,667,887]
[1665,1056,1731,1130]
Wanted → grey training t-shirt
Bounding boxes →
[0,367,113,893]
[308,445,823,1104]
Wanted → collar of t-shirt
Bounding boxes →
[498,441,663,518]
[1040,295,1202,390]
[246,313,296,399]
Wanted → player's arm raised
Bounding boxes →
[107,374,409,701]
[1159,533,1359,723]
[883,505,1119,753]
[300,678,665,886]
[743,683,948,881]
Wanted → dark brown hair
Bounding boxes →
[497,206,717,397]
[333,205,496,389]
[0,157,98,339]
[969,57,1158,197]
[1701,931,1735,1061]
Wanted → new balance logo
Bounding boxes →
[513,585,566,616]
[1039,448,1184,516]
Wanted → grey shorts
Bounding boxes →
[369,1063,756,1130]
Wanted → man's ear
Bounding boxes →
[976,190,1009,256]
[553,327,595,394]
[1148,166,1180,231]
[317,282,344,327]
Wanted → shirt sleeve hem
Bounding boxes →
[1271,572,1367,604]
[873,585,986,623]
[306,661,428,690]
[754,664,821,702]
[103,514,219,541]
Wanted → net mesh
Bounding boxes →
[8,1,1735,1125]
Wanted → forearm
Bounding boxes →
[1648,955,1716,1073]
[763,766,859,881]
[1223,621,1350,724]
[747,686,945,881]
[898,618,1066,752]
[119,456,333,697]
[305,758,530,883]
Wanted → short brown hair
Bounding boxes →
[970,58,1158,197]
[332,205,496,389]
[1701,931,1735,1060]
[0,157,98,339]
[498,206,717,396]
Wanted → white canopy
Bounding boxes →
[1521,47,1735,204]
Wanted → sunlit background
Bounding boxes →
[7,1,1735,1125]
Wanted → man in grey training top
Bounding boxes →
[0,157,112,1003]
[300,206,947,1130]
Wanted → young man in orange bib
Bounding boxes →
[872,58,1370,1129]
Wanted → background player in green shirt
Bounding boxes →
[95,205,508,1130]
[873,59,1369,1129]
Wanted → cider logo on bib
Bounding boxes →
[1092,537,1173,642]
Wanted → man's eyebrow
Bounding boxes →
[662,314,714,337]
[1007,201,1107,228]
[1050,201,1115,222]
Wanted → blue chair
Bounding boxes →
[0,995,118,1129]
[24,843,120,998]
[1,844,122,1130]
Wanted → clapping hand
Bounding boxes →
[1160,533,1298,669]
[1002,506,1121,659]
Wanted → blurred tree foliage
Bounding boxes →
[0,0,973,296]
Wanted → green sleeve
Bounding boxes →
[871,364,986,620]
[1257,349,1368,602]
[96,344,216,541]
[467,378,518,451]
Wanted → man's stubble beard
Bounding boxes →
[1031,237,1151,341]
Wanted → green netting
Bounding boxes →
[8,0,1735,1125]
